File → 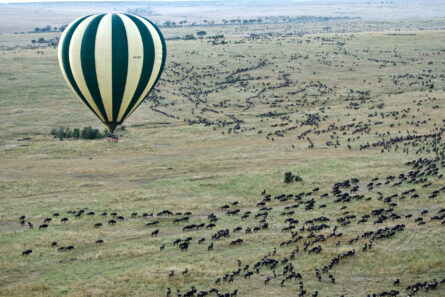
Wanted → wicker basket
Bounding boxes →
[107,136,118,143]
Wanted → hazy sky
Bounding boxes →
[0,0,210,3]
[0,0,350,3]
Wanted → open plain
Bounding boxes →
[0,4,445,297]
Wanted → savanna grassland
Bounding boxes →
[1,16,445,297]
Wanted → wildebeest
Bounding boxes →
[22,249,32,256]
[229,239,243,245]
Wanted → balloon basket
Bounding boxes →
[107,135,118,143]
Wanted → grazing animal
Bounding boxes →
[22,249,32,256]
[146,221,159,227]
[179,242,189,251]
[229,239,243,245]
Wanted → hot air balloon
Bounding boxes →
[58,13,166,139]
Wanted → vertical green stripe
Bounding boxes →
[119,14,156,122]
[111,14,128,124]
[80,14,108,122]
[61,15,102,120]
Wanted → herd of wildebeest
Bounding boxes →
[10,23,445,297]
[19,150,445,296]
[148,33,444,155]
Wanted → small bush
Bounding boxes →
[81,126,104,139]
[294,175,303,182]
[72,128,80,139]
[284,172,303,183]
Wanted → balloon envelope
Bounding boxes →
[58,13,166,133]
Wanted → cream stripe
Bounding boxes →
[95,14,113,122]
[117,14,144,122]
[69,14,105,122]
[123,15,164,121]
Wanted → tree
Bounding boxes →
[197,30,207,38]
[284,172,293,183]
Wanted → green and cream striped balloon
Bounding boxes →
[58,13,166,133]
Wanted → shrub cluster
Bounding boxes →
[284,172,303,183]
[50,126,107,140]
